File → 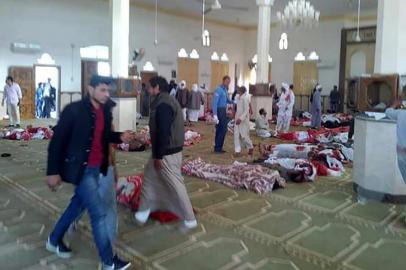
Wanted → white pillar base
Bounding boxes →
[112,98,137,131]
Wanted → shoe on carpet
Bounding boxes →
[16,124,21,128]
[134,209,150,226]
[100,255,131,270]
[8,125,14,128]
[214,150,227,154]
[179,220,198,233]
[233,152,242,158]
[46,238,73,259]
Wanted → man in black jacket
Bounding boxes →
[46,75,133,270]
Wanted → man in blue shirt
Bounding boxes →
[212,75,233,153]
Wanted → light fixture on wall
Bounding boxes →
[201,0,211,47]
[308,51,319,60]
[143,61,155,71]
[277,0,320,29]
[189,49,200,59]
[355,0,362,42]
[80,45,109,60]
[220,53,229,62]
[97,62,111,76]
[211,52,220,61]
[178,48,188,58]
[279,33,288,50]
[37,53,55,65]
[294,52,306,61]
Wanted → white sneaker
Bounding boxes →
[179,220,198,233]
[134,209,151,226]
[45,238,73,259]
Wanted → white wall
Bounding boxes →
[0,0,246,95]
[244,17,376,95]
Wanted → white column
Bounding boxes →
[256,0,273,84]
[374,0,406,74]
[110,0,129,77]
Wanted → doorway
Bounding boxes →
[34,65,61,119]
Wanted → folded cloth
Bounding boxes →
[182,158,286,195]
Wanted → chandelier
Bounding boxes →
[276,0,320,28]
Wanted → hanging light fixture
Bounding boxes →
[202,0,211,47]
[355,0,362,42]
[154,0,158,45]
[276,0,320,29]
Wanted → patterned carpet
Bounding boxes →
[1,119,406,270]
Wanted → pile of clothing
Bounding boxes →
[182,158,286,195]
[184,130,202,146]
[260,143,352,182]
[0,126,53,141]
[291,113,353,128]
[117,128,202,151]
[278,127,349,144]
[116,174,193,223]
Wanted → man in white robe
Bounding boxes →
[255,108,271,138]
[234,86,253,157]
[275,83,295,136]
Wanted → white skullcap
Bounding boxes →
[316,84,322,90]
[180,80,186,89]
[282,83,289,90]
[192,84,198,91]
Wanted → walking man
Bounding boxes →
[46,75,134,270]
[2,76,22,127]
[234,86,254,157]
[212,75,233,153]
[134,76,197,231]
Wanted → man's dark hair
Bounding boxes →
[6,76,13,82]
[222,75,230,81]
[149,76,169,93]
[259,108,266,115]
[334,85,338,89]
[239,86,247,93]
[290,84,294,90]
[89,75,112,87]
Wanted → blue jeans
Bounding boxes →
[214,107,228,152]
[49,167,114,265]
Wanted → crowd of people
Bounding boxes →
[8,72,402,270]
[35,78,57,119]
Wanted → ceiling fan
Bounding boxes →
[195,0,249,14]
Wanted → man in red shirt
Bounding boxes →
[46,75,134,270]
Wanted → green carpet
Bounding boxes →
[1,120,406,270]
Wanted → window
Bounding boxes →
[252,54,272,64]
[220,53,229,62]
[279,33,288,50]
[211,52,220,61]
[97,62,111,76]
[80,45,109,60]
[143,61,155,71]
[308,51,320,61]
[189,49,200,59]
[178,48,188,58]
[37,53,55,65]
[295,52,306,61]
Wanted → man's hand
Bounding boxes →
[236,119,242,125]
[47,175,62,191]
[154,159,164,171]
[213,115,219,124]
[120,130,134,144]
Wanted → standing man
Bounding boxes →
[275,83,295,136]
[234,86,254,157]
[35,83,44,118]
[2,76,22,128]
[311,84,323,129]
[329,85,340,113]
[175,80,189,122]
[46,75,133,270]
[212,75,233,153]
[134,76,197,231]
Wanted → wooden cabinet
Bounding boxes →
[177,58,199,89]
[210,61,229,91]
[293,61,318,95]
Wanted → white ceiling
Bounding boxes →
[133,0,378,27]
